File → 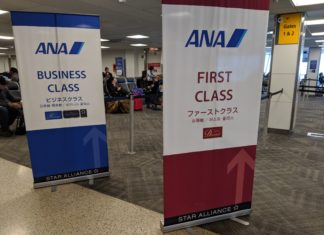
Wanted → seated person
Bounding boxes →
[106,78,130,113]
[146,75,163,109]
[107,78,128,97]
[9,67,19,83]
[0,76,22,137]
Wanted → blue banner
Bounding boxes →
[11,12,109,188]
[115,57,125,76]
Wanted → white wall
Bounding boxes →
[147,50,162,74]
[101,49,145,77]
[0,56,18,73]
[0,56,9,73]
[101,49,125,77]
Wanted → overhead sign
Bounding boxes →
[11,12,109,188]
[278,13,302,45]
[162,0,269,231]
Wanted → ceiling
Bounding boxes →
[0,0,324,55]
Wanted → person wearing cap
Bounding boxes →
[0,76,22,137]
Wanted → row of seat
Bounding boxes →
[116,77,138,93]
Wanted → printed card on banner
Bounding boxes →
[11,12,109,188]
[162,0,269,230]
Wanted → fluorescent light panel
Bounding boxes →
[0,47,8,49]
[267,31,273,35]
[101,46,110,49]
[0,10,8,15]
[130,43,147,47]
[312,32,324,36]
[100,38,109,42]
[0,35,14,40]
[305,19,324,25]
[292,0,324,6]
[315,39,324,43]
[127,35,149,39]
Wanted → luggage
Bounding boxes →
[134,98,143,111]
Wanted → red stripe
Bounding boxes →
[163,146,256,218]
[162,0,269,11]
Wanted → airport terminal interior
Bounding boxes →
[0,0,324,234]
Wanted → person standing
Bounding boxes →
[147,66,155,85]
[103,67,113,80]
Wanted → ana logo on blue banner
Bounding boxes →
[185,29,247,48]
[35,41,85,55]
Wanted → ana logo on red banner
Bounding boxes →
[203,127,223,139]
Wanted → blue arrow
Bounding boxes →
[83,127,106,167]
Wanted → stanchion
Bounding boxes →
[128,94,136,155]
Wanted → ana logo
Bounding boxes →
[185,29,247,48]
[35,41,85,55]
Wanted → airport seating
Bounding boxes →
[116,77,130,93]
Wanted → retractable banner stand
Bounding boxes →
[162,0,269,231]
[11,12,109,188]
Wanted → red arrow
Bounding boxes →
[227,149,255,204]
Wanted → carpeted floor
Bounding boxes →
[0,96,324,234]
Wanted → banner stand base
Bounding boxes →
[34,172,110,189]
[160,209,251,233]
[230,217,250,226]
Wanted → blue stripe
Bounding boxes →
[11,11,100,29]
[27,125,108,178]
[69,41,85,54]
[226,29,247,48]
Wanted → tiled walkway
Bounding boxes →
[0,158,214,235]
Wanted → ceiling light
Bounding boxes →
[100,38,109,42]
[0,10,8,15]
[267,31,273,35]
[130,44,148,47]
[0,47,8,50]
[0,35,14,40]
[315,39,324,43]
[291,0,324,6]
[0,53,6,55]
[305,19,324,25]
[127,35,149,39]
[101,46,110,49]
[312,32,324,36]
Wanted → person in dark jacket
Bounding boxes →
[103,67,113,81]
[107,78,128,97]
[146,75,163,109]
[0,76,22,137]
[105,78,130,113]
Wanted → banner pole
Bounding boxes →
[128,94,136,154]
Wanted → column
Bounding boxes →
[306,47,321,93]
[267,13,305,133]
